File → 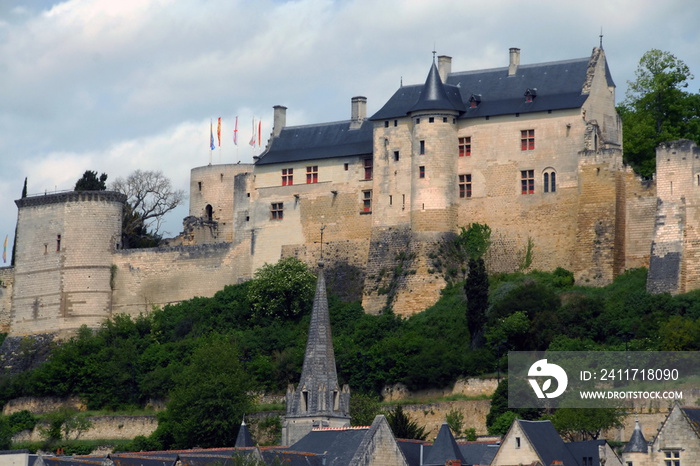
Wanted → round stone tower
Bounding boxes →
[11,191,126,336]
[408,60,464,232]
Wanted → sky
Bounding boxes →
[1,0,699,262]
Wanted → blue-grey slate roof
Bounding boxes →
[287,428,369,465]
[255,120,373,165]
[567,439,608,466]
[682,406,700,433]
[423,423,465,465]
[408,62,466,114]
[518,420,579,466]
[458,442,500,465]
[623,421,648,453]
[235,420,255,448]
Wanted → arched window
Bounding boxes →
[543,169,556,193]
[205,204,213,221]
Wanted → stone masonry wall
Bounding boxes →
[111,241,251,317]
[622,168,656,271]
[0,267,14,333]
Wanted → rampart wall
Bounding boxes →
[111,241,252,317]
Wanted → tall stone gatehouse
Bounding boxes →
[281,261,351,446]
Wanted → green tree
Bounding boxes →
[0,416,11,450]
[74,170,108,191]
[459,223,491,348]
[445,408,465,437]
[247,257,316,320]
[549,407,624,441]
[619,49,700,177]
[385,405,427,440]
[153,336,254,449]
[350,393,382,427]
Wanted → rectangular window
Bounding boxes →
[521,170,534,194]
[394,151,400,162]
[419,166,425,178]
[664,451,680,466]
[363,158,373,180]
[271,202,283,220]
[419,140,425,155]
[394,120,398,127]
[429,117,434,123]
[459,174,472,198]
[306,166,318,184]
[362,190,372,213]
[459,137,471,157]
[384,120,389,128]
[344,163,349,171]
[282,168,293,186]
[56,234,61,252]
[521,129,535,150]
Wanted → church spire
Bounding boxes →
[282,230,351,446]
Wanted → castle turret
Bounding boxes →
[11,191,126,336]
[281,261,350,446]
[408,60,465,232]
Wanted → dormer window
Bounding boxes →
[469,94,482,108]
[524,88,537,103]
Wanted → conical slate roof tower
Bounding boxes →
[281,261,351,446]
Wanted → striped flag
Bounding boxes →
[217,117,222,147]
[249,118,256,147]
[2,235,7,264]
[258,120,262,147]
[210,120,215,150]
[233,116,238,145]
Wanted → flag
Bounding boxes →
[258,120,262,147]
[217,117,222,147]
[249,117,256,147]
[210,120,215,150]
[233,116,238,145]
[2,235,7,264]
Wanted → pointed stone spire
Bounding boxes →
[235,417,255,448]
[282,260,351,446]
[424,422,466,465]
[622,420,648,453]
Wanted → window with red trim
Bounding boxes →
[521,170,534,194]
[362,190,372,213]
[459,174,472,198]
[459,137,471,157]
[521,129,535,151]
[363,158,373,180]
[306,166,318,184]
[419,166,425,178]
[281,168,293,186]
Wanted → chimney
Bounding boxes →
[350,96,367,129]
[272,105,287,137]
[508,47,520,76]
[438,55,452,82]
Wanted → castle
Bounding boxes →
[0,44,696,337]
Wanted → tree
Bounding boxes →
[619,49,700,177]
[153,336,254,449]
[549,407,624,441]
[459,223,491,349]
[350,392,382,427]
[247,257,316,320]
[111,169,185,246]
[385,405,427,440]
[74,170,108,191]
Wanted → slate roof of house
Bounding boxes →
[681,406,700,436]
[287,426,370,465]
[423,423,466,465]
[567,439,609,466]
[517,420,579,466]
[623,420,648,453]
[254,119,373,165]
[457,441,500,465]
[408,62,466,114]
[234,419,255,448]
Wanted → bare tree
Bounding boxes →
[112,170,185,246]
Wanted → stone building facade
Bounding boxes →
[0,44,689,336]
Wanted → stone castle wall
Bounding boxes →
[0,267,13,333]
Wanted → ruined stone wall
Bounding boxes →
[111,241,251,317]
[621,168,656,271]
[0,267,14,333]
[10,192,125,336]
[647,140,700,294]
